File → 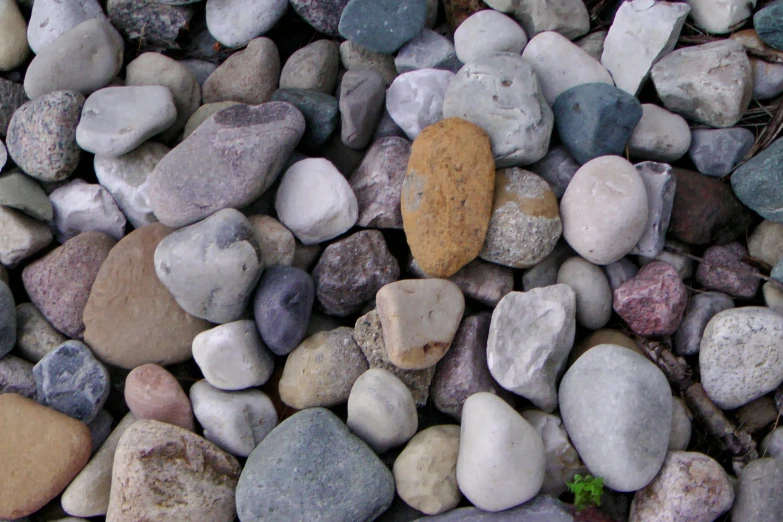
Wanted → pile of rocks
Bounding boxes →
[3,0,783,520]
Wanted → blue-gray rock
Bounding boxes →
[0,280,16,358]
[107,0,192,50]
[732,458,783,522]
[394,29,461,74]
[553,82,643,165]
[732,136,783,222]
[253,266,314,356]
[755,0,783,51]
[602,257,638,290]
[270,89,338,152]
[674,291,734,356]
[0,78,27,138]
[32,340,111,423]
[339,69,386,150]
[236,407,395,522]
[290,0,351,36]
[338,0,427,55]
[0,354,37,400]
[688,127,755,177]
[87,408,113,454]
[527,145,580,198]
[413,495,573,521]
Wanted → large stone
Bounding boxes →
[674,292,734,356]
[253,266,314,356]
[124,364,193,431]
[732,136,783,222]
[202,38,280,105]
[0,206,52,267]
[106,0,192,51]
[385,68,454,141]
[338,0,427,54]
[454,10,527,64]
[731,457,783,521]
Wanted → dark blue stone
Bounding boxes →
[271,89,339,152]
[755,0,783,52]
[731,136,783,223]
[338,0,427,55]
[253,266,314,356]
[0,280,15,358]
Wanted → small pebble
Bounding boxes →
[527,145,580,198]
[0,0,30,71]
[695,242,760,298]
[338,0,427,54]
[15,303,67,362]
[409,257,513,307]
[280,40,340,94]
[602,257,639,290]
[557,257,612,330]
[340,69,386,149]
[0,355,37,400]
[340,40,398,86]
[631,161,677,257]
[386,68,454,141]
[290,0,350,36]
[49,180,127,243]
[628,104,691,162]
[454,10,527,63]
[749,220,783,266]
[394,29,460,73]
[0,170,54,222]
[669,397,692,451]
[674,292,734,356]
[253,266,314,356]
[270,88,339,151]
[247,215,295,267]
[731,458,783,522]
[124,364,193,430]
[687,127,755,177]
[205,0,287,49]
[0,206,53,267]
[202,37,280,104]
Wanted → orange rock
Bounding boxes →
[124,363,194,431]
[0,394,92,519]
[401,118,495,278]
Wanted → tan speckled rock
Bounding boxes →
[124,364,193,431]
[247,215,295,267]
[202,38,280,105]
[15,303,68,362]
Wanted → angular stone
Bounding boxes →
[270,89,339,151]
[349,137,410,229]
[484,0,589,40]
[205,0,287,49]
[49,180,126,243]
[202,38,280,105]
[731,458,783,522]
[0,355,36,399]
[0,206,53,267]
[124,364,193,430]
[340,69,386,149]
[613,261,687,336]
[0,170,53,221]
[628,105,691,163]
[15,303,68,362]
[280,40,340,94]
[338,0,427,55]
[253,266,314,356]
[696,242,760,298]
[106,0,192,51]
[557,256,612,330]
[386,68,454,141]
[674,292,734,356]
[454,10,528,64]
[688,127,754,177]
[290,0,350,36]
[395,29,460,73]
[630,161,677,257]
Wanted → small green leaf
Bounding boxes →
[566,474,604,512]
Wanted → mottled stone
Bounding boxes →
[731,136,783,223]
[106,0,192,50]
[202,37,280,105]
[290,0,350,36]
[0,206,53,267]
[124,364,193,430]
[409,258,513,307]
[15,303,67,362]
[674,292,734,356]
[270,89,338,151]
[253,266,314,356]
[280,40,340,94]
[0,355,36,399]
[613,261,687,337]
[340,40,398,86]
[0,79,27,138]
[0,280,15,358]
[755,0,783,50]
[247,215,295,267]
[338,0,427,55]
[696,242,760,298]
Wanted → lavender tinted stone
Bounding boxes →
[695,242,760,298]
[0,354,37,400]
[674,292,734,356]
[527,145,580,198]
[253,266,314,356]
[688,127,754,177]
[107,0,192,50]
[0,280,15,358]
[340,69,386,150]
[630,161,676,257]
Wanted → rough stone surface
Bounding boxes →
[280,40,340,94]
[15,303,67,362]
[49,180,126,243]
[106,0,192,51]
[290,0,350,36]
[202,38,280,105]
[630,161,677,257]
[0,206,53,267]
[124,364,193,431]
[0,170,54,221]
[253,266,314,356]
[674,292,734,356]
[731,457,783,522]
[688,127,754,177]
[0,355,36,400]
[0,78,27,139]
[386,68,454,141]
[696,242,760,298]
[732,136,783,222]
[557,257,612,330]
[206,0,287,49]
[340,40,398,86]
[484,0,589,40]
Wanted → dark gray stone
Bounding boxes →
[602,257,638,290]
[338,0,428,55]
[373,107,407,140]
[290,0,351,37]
[107,0,192,50]
[732,458,783,522]
[253,266,314,356]
[339,69,386,150]
[0,354,37,400]
[527,145,580,198]
[413,495,573,521]
[695,242,760,299]
[732,136,783,222]
[271,89,339,152]
[674,292,734,356]
[522,242,573,291]
[236,407,395,522]
[394,29,461,74]
[755,0,783,51]
[0,280,15,358]
[33,340,111,423]
[87,408,114,455]
[688,127,754,177]
[0,78,27,138]
[553,82,643,165]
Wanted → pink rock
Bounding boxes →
[613,261,688,337]
[695,242,760,299]
[124,364,194,431]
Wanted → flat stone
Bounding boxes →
[527,145,579,198]
[247,215,295,267]
[253,266,314,356]
[755,0,783,50]
[0,78,27,138]
[688,127,754,177]
[340,40,399,86]
[409,257,513,307]
[557,257,612,330]
[386,68,454,141]
[27,0,106,54]
[280,40,340,94]
[0,206,53,267]
[106,0,192,51]
[124,364,193,430]
[290,0,350,36]
[674,292,734,356]
[628,105,691,162]
[270,89,339,151]
[484,0,589,40]
[0,0,30,71]
[696,242,760,298]
[340,69,386,149]
[202,38,280,105]
[0,170,53,221]
[454,11,527,63]
[0,355,36,399]
[15,303,67,362]
[630,161,677,257]
[49,180,127,243]
[732,136,783,222]
[338,0,427,54]
[731,458,783,522]
[395,29,460,73]
[206,0,287,48]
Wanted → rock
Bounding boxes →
[6,91,84,183]
[443,0,487,31]
[688,127,754,177]
[0,206,53,267]
[290,0,350,36]
[639,238,695,280]
[0,170,52,222]
[762,427,783,459]
[522,241,573,291]
[279,327,368,408]
[628,105,691,162]
[527,145,579,198]
[409,257,513,307]
[569,328,642,366]
[651,40,753,128]
[687,0,753,34]
[15,303,67,362]
[24,19,123,99]
[601,0,690,95]
[613,261,688,336]
[106,0,192,51]
[22,231,115,339]
[340,40,399,86]
[674,292,734,356]
[0,0,29,71]
[577,30,606,61]
[628,451,734,522]
[253,266,314,356]
[386,68,454,141]
[280,40,340,94]
[454,11,527,63]
[83,224,211,369]
[340,69,386,149]
[443,53,553,167]
[190,380,277,457]
[413,495,574,521]
[731,458,783,522]
[732,136,783,222]
[394,425,461,515]
[602,257,639,290]
[0,355,36,399]
[27,0,106,54]
[751,57,783,100]
[484,0,588,40]
[737,396,779,433]
[150,102,304,228]
[560,156,648,264]
[669,397,692,451]
[0,78,27,138]
[124,364,193,430]
[487,285,575,411]
[749,220,783,266]
[553,83,642,165]
[522,410,587,496]
[180,59,217,87]
[206,0,287,48]
[764,281,783,314]
[87,409,113,454]
[338,0,427,54]
[236,408,394,521]
[700,307,783,409]
[247,215,294,267]
[559,344,672,492]
[395,29,460,73]
[696,242,760,298]
[182,101,240,139]
[631,161,677,257]
[0,394,91,520]
[202,37,280,104]
[49,180,127,243]
[270,88,339,151]
[106,420,240,522]
[557,257,612,330]
[458,393,545,511]
[756,0,783,50]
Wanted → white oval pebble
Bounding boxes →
[206,0,287,48]
[454,10,527,64]
[385,68,454,141]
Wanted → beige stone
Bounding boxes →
[749,220,783,268]
[0,205,53,267]
[202,38,280,105]
[15,303,68,362]
[569,329,642,367]
[248,215,295,267]
[124,364,194,431]
[0,0,30,71]
[340,41,398,86]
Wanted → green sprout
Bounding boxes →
[566,474,604,512]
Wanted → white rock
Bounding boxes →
[190,380,278,457]
[192,320,275,391]
[630,161,677,258]
[0,206,53,267]
[484,0,589,40]
[457,392,545,511]
[700,307,783,409]
[556,257,612,330]
[94,142,168,228]
[206,0,288,48]
[560,156,649,265]
[0,0,30,71]
[385,68,454,141]
[49,179,126,243]
[27,0,106,54]
[686,0,756,34]
[454,11,527,64]
[669,397,691,451]
[347,368,418,453]
[76,86,177,157]
[487,285,576,412]
[628,104,691,162]
[749,220,783,267]
[522,31,613,105]
[275,158,358,245]
[601,0,690,95]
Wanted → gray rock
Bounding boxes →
[557,256,612,330]
[749,220,783,267]
[271,89,339,151]
[628,104,691,162]
[638,238,694,280]
[202,38,281,105]
[87,408,113,454]
[290,0,349,36]
[668,397,692,451]
[0,170,54,221]
[338,0,427,55]
[253,266,314,356]
[340,40,398,86]
[576,30,605,61]
[412,495,573,521]
[687,127,755,177]
[15,303,68,362]
[27,0,107,54]
[206,0,287,48]
[106,0,192,51]
[48,180,127,243]
[340,69,386,150]
[761,427,783,460]
[0,280,16,358]
[630,161,676,257]
[409,257,514,307]
[527,145,579,198]
[179,59,217,88]
[0,206,53,267]
[751,57,783,100]
[674,292,734,356]
[0,78,27,138]
[522,242,572,291]
[602,257,638,290]
[731,458,783,522]
[280,40,340,94]
[484,0,589,40]
[454,10,527,64]
[386,68,454,141]
[247,215,295,267]
[395,29,460,74]
[0,354,37,399]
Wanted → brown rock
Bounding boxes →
[0,394,91,519]
[568,329,643,367]
[402,118,495,278]
[695,242,760,299]
[444,0,488,30]
[124,364,194,431]
[202,37,280,105]
[736,396,779,433]
[22,231,116,339]
[83,223,211,369]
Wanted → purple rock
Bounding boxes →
[695,242,760,299]
[253,266,315,356]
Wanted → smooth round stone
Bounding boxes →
[557,257,612,330]
[106,0,192,50]
[700,307,783,409]
[290,0,350,36]
[0,206,53,267]
[27,0,106,54]
[15,303,67,362]
[279,328,369,409]
[107,420,240,522]
[669,397,692,451]
[736,396,779,434]
[340,40,398,86]
[696,242,760,298]
[33,340,110,423]
[236,408,394,522]
[179,59,218,88]
[124,364,193,431]
[0,0,30,71]
[457,393,545,512]
[0,170,53,221]
[190,380,277,457]
[270,88,339,151]
[0,394,91,520]
[751,57,783,100]
[181,101,240,139]
[22,231,115,339]
[559,344,672,492]
[0,280,15,358]
[386,68,454,141]
[340,69,386,149]
[247,215,295,267]
[202,38,280,104]
[49,180,126,243]
[732,458,783,521]
[393,425,461,515]
[454,10,527,63]
[755,0,783,51]
[0,355,36,399]
[206,0,287,48]
[338,0,427,55]
[628,104,691,162]
[749,220,783,267]
[688,127,754,177]
[24,19,123,99]
[410,257,513,308]
[674,292,734,356]
[443,53,554,167]
[731,135,783,223]
[280,39,340,94]
[394,29,460,73]
[253,266,314,356]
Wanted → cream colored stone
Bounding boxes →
[749,220,783,268]
[0,0,30,71]
[0,206,53,267]
[628,104,691,162]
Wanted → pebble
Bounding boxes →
[688,127,754,177]
[0,394,91,520]
[628,105,691,162]
[736,396,779,433]
[106,0,192,51]
[27,0,106,54]
[22,231,115,339]
[443,53,553,167]
[247,215,295,267]
[751,57,783,100]
[560,156,648,265]
[376,279,465,370]
[270,89,339,151]
[613,261,687,336]
[651,40,752,128]
[386,68,454,141]
[557,257,612,330]
[49,180,127,243]
[749,220,783,266]
[0,79,27,139]
[181,101,240,139]
[522,242,573,291]
[0,0,29,71]
[338,0,427,55]
[696,242,760,298]
[180,59,218,88]
[669,397,692,451]
[190,380,278,457]
[487,285,575,411]
[764,281,783,314]
[700,307,783,409]
[393,425,461,515]
[0,355,36,399]
[687,0,752,34]
[340,69,386,149]
[395,29,460,73]
[639,238,694,280]
[206,0,287,48]
[290,0,350,36]
[731,457,783,521]
[559,344,672,492]
[150,102,304,228]
[454,11,527,63]
[236,408,394,521]
[124,364,193,430]
[631,161,677,257]
[23,19,123,99]
[487,0,588,38]
[628,451,734,522]
[340,40,399,86]
[577,30,606,61]
[107,419,240,522]
[755,0,783,50]
[415,494,574,521]
[674,292,734,356]
[457,392,545,511]
[524,410,588,497]
[732,136,783,222]
[280,40,339,94]
[409,257,513,307]
[83,224,210,369]
[202,38,280,104]
[569,328,642,365]
[0,170,52,222]
[527,144,580,198]
[253,266,314,356]
[0,206,53,267]
[279,327,368,408]
[15,303,67,362]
